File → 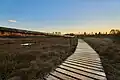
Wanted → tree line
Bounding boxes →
[109,29,120,36]
[64,29,120,37]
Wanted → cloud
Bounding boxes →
[8,20,16,23]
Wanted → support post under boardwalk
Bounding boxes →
[45,39,107,80]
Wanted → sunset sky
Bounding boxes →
[0,0,120,33]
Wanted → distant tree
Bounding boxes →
[105,32,107,35]
[94,33,98,37]
[91,32,94,35]
[55,32,57,34]
[95,33,97,35]
[58,32,61,35]
[115,29,120,34]
[69,33,75,36]
[110,29,120,35]
[98,32,101,35]
[84,32,86,36]
[97,32,102,37]
[110,29,116,35]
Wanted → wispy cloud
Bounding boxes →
[8,20,16,23]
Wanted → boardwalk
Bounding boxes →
[45,39,107,80]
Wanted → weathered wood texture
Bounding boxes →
[45,39,107,80]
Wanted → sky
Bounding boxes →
[0,0,120,33]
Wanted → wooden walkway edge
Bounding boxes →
[45,39,107,80]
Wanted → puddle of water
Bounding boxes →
[21,43,33,46]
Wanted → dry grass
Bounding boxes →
[0,37,78,80]
[84,37,120,80]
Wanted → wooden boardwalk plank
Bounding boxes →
[45,39,107,80]
[55,68,92,80]
[59,65,105,80]
[50,71,78,80]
